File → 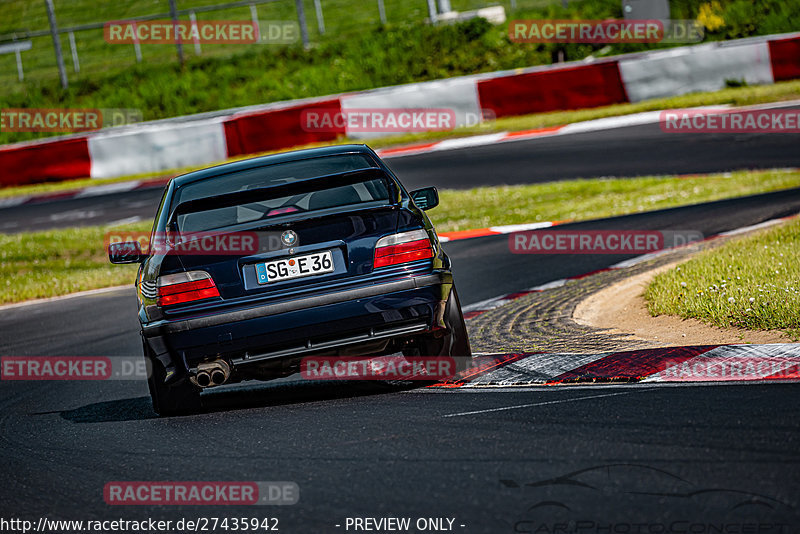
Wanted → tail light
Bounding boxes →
[157,271,220,307]
[374,229,434,268]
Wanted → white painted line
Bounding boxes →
[105,216,142,227]
[432,133,506,151]
[557,110,670,135]
[609,249,670,269]
[441,390,634,417]
[718,217,789,237]
[0,285,132,312]
[462,296,507,313]
[75,180,141,197]
[0,196,31,208]
[489,221,555,233]
[528,279,567,291]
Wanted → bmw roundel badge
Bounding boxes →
[281,230,298,247]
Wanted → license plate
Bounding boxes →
[256,250,334,284]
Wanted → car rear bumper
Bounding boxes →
[141,272,452,376]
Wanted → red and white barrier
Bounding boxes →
[340,77,483,139]
[477,60,628,117]
[223,98,343,157]
[0,137,91,186]
[1,33,799,186]
[769,36,800,81]
[618,41,774,102]
[88,119,228,178]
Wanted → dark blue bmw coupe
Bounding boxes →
[109,144,470,415]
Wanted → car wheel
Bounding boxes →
[406,286,472,377]
[144,343,202,417]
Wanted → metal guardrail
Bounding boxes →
[0,0,506,89]
[0,0,285,40]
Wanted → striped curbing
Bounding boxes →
[432,343,800,387]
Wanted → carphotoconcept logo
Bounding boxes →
[104,481,298,505]
[661,109,800,133]
[0,108,142,132]
[509,230,703,254]
[509,19,703,44]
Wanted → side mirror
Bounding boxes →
[410,187,439,211]
[108,241,145,264]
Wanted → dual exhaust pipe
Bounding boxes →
[191,360,231,388]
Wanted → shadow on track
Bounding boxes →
[55,379,423,423]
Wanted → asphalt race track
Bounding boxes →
[3,112,800,233]
[1,131,800,532]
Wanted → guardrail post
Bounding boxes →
[294,0,310,47]
[426,0,437,23]
[68,31,80,73]
[189,11,202,55]
[14,44,24,81]
[313,0,325,34]
[133,21,142,62]
[377,0,386,25]
[44,0,68,88]
[168,0,185,67]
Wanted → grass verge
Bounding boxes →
[430,169,800,232]
[644,217,800,337]
[2,168,800,305]
[2,79,800,200]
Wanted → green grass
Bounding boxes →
[0,222,150,304]
[3,168,800,305]
[645,218,800,337]
[429,169,800,232]
[3,0,800,145]
[3,78,800,199]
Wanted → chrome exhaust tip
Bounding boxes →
[191,359,231,388]
[195,371,211,388]
[210,369,226,386]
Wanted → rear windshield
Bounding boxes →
[172,155,390,232]
[174,154,377,205]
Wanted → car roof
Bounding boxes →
[171,144,377,188]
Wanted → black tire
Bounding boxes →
[407,286,472,377]
[144,344,202,417]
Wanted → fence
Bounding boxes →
[0,0,552,90]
